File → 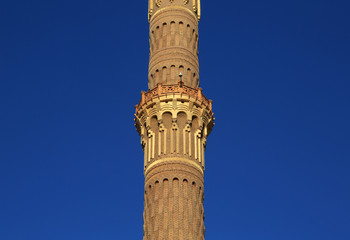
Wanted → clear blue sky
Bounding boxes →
[1,0,349,239]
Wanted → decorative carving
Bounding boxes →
[148,129,155,161]
[135,93,214,171]
[171,121,179,153]
[159,123,165,156]
[135,82,211,112]
[135,85,214,150]
[184,122,191,155]
[192,0,201,20]
[148,10,153,22]
[159,122,165,132]
[148,0,201,22]
[148,0,154,21]
[197,0,201,20]
[185,123,191,133]
[142,140,147,167]
[194,129,201,160]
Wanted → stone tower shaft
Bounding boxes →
[135,1,214,239]
[148,0,201,89]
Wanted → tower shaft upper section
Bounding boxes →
[148,0,201,22]
[148,0,201,89]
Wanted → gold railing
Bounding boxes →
[135,82,212,112]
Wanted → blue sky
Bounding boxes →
[1,0,349,239]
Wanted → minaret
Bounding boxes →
[135,0,214,239]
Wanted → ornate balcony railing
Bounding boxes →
[135,82,212,112]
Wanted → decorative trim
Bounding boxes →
[148,0,154,21]
[197,0,201,20]
[135,82,212,112]
[149,5,199,22]
[145,157,204,175]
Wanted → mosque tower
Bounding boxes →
[134,0,214,239]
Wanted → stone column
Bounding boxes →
[148,0,201,89]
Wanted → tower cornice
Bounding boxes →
[135,82,212,114]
